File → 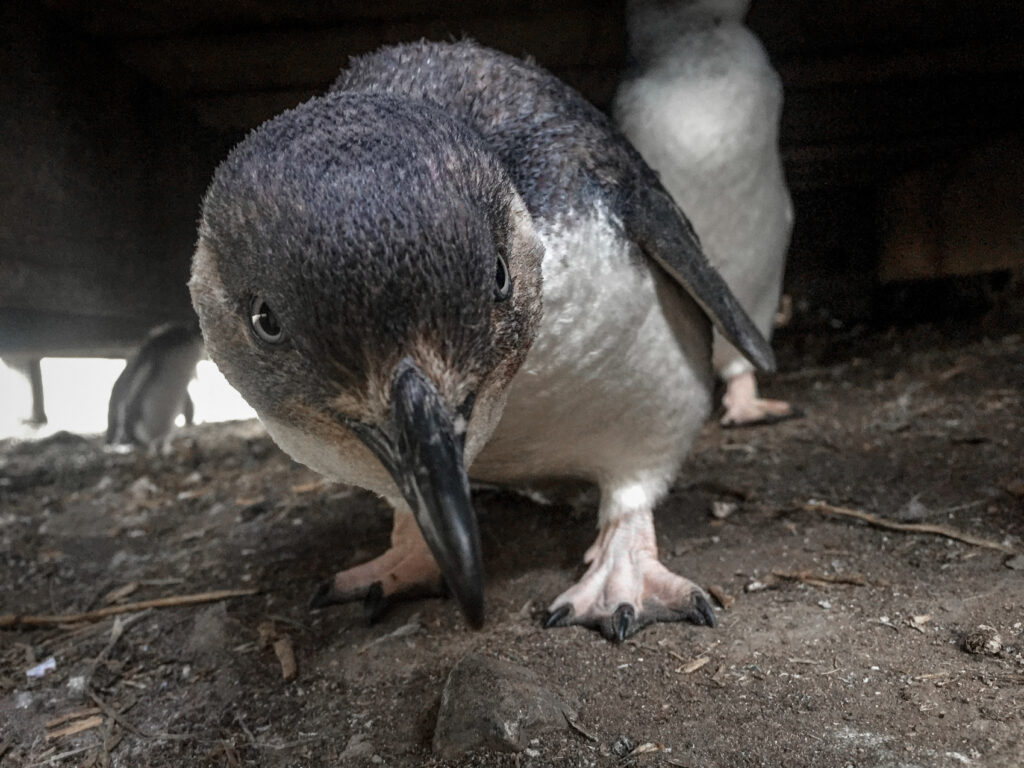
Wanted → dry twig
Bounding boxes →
[272,637,297,682]
[708,584,734,608]
[564,714,598,742]
[0,588,258,629]
[46,715,104,740]
[771,569,867,588]
[26,744,95,767]
[45,708,103,730]
[804,500,1016,554]
[678,656,710,674]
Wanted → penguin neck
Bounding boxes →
[627,0,752,47]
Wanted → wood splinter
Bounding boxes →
[804,500,1016,554]
[0,588,259,630]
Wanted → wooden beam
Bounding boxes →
[776,41,1024,88]
[41,0,617,39]
[879,134,1024,281]
[748,0,1024,57]
[186,62,626,130]
[114,12,623,94]
[0,309,190,357]
[779,73,1020,145]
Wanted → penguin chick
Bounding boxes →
[190,40,773,641]
[615,0,797,426]
[106,323,203,448]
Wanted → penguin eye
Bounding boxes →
[494,253,513,302]
[249,296,284,343]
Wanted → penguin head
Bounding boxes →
[626,1,753,62]
[190,92,544,626]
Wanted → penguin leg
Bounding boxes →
[720,368,798,428]
[182,393,195,426]
[545,483,715,642]
[310,507,444,622]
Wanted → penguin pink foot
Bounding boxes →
[310,510,443,622]
[545,506,715,642]
[720,369,799,427]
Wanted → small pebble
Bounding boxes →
[128,475,159,500]
[67,675,87,697]
[962,625,1002,655]
[611,735,635,758]
[711,501,737,519]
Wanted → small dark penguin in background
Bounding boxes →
[190,41,774,641]
[615,0,797,426]
[106,323,203,448]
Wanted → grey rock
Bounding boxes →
[962,625,1002,655]
[433,653,576,758]
[339,734,374,760]
[610,734,635,758]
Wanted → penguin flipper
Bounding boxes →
[626,185,776,372]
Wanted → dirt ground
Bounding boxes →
[2,291,1023,767]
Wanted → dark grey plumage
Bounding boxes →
[333,42,773,370]
[200,94,526,408]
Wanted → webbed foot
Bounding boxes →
[720,369,800,427]
[310,511,443,623]
[544,510,715,642]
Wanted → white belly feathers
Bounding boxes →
[474,204,713,487]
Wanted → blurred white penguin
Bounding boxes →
[615,0,796,426]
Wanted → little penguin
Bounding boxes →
[190,40,774,641]
[614,0,797,426]
[106,323,203,448]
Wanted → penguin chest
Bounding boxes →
[473,205,713,484]
[114,342,200,444]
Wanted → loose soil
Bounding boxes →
[2,298,1023,767]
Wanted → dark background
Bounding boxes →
[2,0,1022,357]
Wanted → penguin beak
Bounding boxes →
[346,359,484,628]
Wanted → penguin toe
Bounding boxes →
[721,399,803,428]
[609,603,639,643]
[544,603,573,628]
[310,577,447,625]
[309,578,374,610]
[309,579,352,609]
[543,562,717,641]
[543,602,647,642]
[362,582,388,624]
[673,591,717,628]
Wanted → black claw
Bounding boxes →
[309,580,341,609]
[695,593,717,628]
[612,603,636,643]
[362,582,388,625]
[544,604,571,628]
